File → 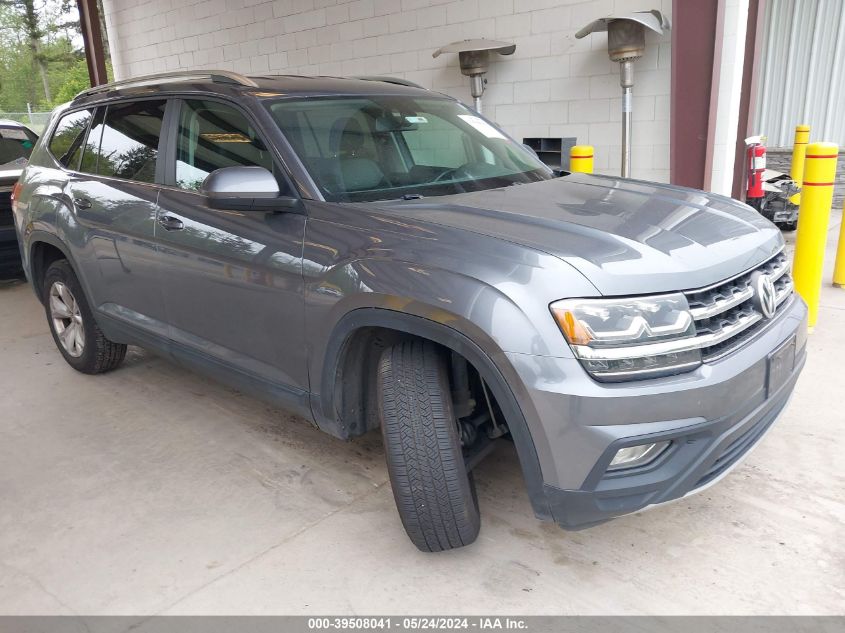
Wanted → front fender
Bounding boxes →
[313,257,554,358]
[303,202,597,374]
[302,205,598,520]
[315,307,554,522]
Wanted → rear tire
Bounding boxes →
[43,259,127,374]
[377,340,480,552]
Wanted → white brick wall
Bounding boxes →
[102,0,673,182]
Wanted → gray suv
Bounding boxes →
[12,71,807,552]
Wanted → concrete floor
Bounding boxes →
[1,218,844,616]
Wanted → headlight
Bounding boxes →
[550,293,702,381]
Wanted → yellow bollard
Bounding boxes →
[570,145,594,174]
[792,142,839,329]
[833,198,845,288]
[789,124,810,204]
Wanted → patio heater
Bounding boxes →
[432,39,516,114]
[575,10,670,178]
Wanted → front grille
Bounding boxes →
[685,251,792,362]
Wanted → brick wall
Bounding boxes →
[102,0,673,183]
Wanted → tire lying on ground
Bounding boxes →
[377,339,481,552]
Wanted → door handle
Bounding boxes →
[158,214,185,231]
[73,197,92,209]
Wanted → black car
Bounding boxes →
[1,119,38,278]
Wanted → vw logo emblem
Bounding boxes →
[752,272,777,319]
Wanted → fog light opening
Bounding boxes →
[607,440,670,471]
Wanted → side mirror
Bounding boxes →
[200,166,301,212]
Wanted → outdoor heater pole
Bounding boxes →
[575,10,670,179]
[470,75,484,114]
[432,40,516,116]
[620,59,634,178]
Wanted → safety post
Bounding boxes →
[570,145,594,174]
[789,124,810,204]
[833,198,845,288]
[792,142,839,329]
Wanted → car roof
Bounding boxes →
[70,71,445,108]
[0,119,33,129]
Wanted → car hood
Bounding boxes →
[369,173,784,295]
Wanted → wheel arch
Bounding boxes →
[28,232,77,303]
[314,307,551,520]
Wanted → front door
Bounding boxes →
[66,99,169,338]
[154,98,309,408]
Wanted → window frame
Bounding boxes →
[46,107,96,171]
[46,96,172,188]
[76,106,104,175]
[84,98,170,184]
[43,93,304,199]
[161,96,294,197]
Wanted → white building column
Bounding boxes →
[708,0,750,196]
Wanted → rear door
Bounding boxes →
[154,97,309,403]
[65,99,169,338]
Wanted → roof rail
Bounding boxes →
[353,75,427,89]
[74,70,259,100]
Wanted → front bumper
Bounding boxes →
[506,295,808,529]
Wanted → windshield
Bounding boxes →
[0,124,38,169]
[265,96,552,202]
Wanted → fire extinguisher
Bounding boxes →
[744,135,767,211]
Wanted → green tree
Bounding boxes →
[1,0,56,102]
[0,0,109,112]
[54,56,112,104]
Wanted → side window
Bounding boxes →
[91,100,166,182]
[175,99,275,191]
[48,109,93,169]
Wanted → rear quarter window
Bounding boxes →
[48,109,94,169]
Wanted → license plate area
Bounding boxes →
[767,334,796,398]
